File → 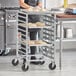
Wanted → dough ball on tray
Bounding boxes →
[28,23,37,27]
[36,22,45,26]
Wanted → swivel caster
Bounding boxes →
[4,48,10,56]
[22,64,29,71]
[0,50,5,56]
[39,61,45,65]
[12,59,19,66]
[23,58,26,64]
[49,63,56,70]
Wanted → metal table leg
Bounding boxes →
[59,21,63,70]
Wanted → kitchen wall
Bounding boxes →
[60,0,76,7]
[45,0,76,9]
[44,0,60,9]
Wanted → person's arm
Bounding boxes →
[19,0,30,9]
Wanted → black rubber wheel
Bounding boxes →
[12,59,19,66]
[22,64,29,71]
[39,61,45,65]
[49,63,56,70]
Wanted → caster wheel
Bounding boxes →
[49,63,56,70]
[22,64,29,71]
[23,58,26,64]
[0,50,5,56]
[4,48,10,56]
[12,59,19,66]
[39,61,45,65]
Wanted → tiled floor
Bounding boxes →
[0,50,76,76]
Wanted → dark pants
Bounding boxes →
[28,15,40,23]
[28,15,40,58]
[29,29,40,59]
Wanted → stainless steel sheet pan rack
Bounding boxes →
[17,9,56,71]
